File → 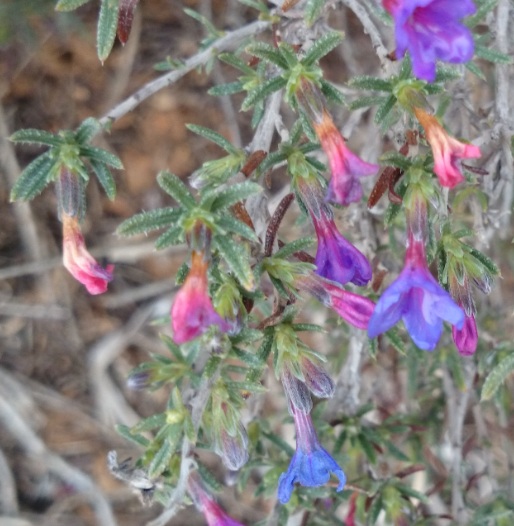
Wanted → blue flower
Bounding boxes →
[278,410,346,504]
[368,263,464,350]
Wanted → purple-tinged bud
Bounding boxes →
[452,311,478,356]
[300,356,335,400]
[213,421,249,471]
[281,365,313,414]
[126,370,151,391]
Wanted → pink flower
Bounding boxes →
[415,107,481,188]
[62,214,114,295]
[452,311,478,356]
[383,0,476,82]
[188,473,245,526]
[171,251,228,344]
[314,112,378,206]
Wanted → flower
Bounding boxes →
[384,0,477,82]
[295,273,375,329]
[171,250,228,344]
[62,214,114,295]
[313,112,378,206]
[278,408,346,504]
[312,213,372,286]
[414,107,481,188]
[368,238,464,350]
[188,473,246,526]
[452,312,478,356]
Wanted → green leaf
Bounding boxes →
[131,413,167,433]
[208,81,244,96]
[395,482,428,503]
[246,42,289,69]
[80,145,123,169]
[216,215,258,242]
[10,153,56,202]
[350,95,386,111]
[214,236,255,291]
[186,124,238,154]
[75,117,102,144]
[97,0,119,63]
[55,0,92,10]
[115,424,150,447]
[375,94,397,125]
[10,129,63,147]
[379,151,411,171]
[147,431,180,478]
[319,79,345,105]
[465,60,486,81]
[302,32,343,67]
[90,159,116,200]
[305,0,325,26]
[155,225,185,249]
[475,45,511,64]
[218,53,255,75]
[157,171,196,209]
[349,75,392,92]
[117,208,183,236]
[481,352,514,401]
[465,0,498,27]
[274,236,315,259]
[241,76,287,111]
[367,493,384,526]
[468,247,499,276]
[207,181,261,212]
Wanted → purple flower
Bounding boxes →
[312,214,372,287]
[278,408,346,504]
[383,0,476,82]
[313,111,378,206]
[368,240,464,350]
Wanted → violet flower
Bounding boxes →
[278,408,346,504]
[383,0,477,82]
[452,311,478,356]
[368,233,464,350]
[171,250,228,344]
[295,177,372,286]
[414,107,481,188]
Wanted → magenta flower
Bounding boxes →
[278,408,346,504]
[414,107,481,187]
[295,274,375,330]
[314,111,378,206]
[383,0,477,82]
[171,251,228,344]
[452,312,478,356]
[62,214,114,295]
[188,473,245,526]
[368,238,464,350]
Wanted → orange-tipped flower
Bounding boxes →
[62,214,114,295]
[171,250,228,344]
[414,107,481,188]
[314,112,379,206]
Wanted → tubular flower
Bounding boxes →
[295,177,372,286]
[278,407,346,504]
[295,273,375,330]
[62,214,114,295]
[314,111,379,206]
[452,311,478,356]
[188,473,246,526]
[368,201,464,350]
[171,250,228,344]
[415,107,481,188]
[383,0,477,82]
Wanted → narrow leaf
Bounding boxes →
[115,424,150,447]
[155,225,184,249]
[147,434,178,478]
[302,32,343,67]
[74,117,102,144]
[90,159,116,199]
[55,0,92,10]
[481,352,514,401]
[216,215,258,242]
[349,75,392,92]
[10,129,63,147]
[374,94,397,125]
[80,145,123,169]
[246,42,289,69]
[186,124,237,154]
[208,81,244,96]
[208,181,261,211]
[10,153,56,202]
[97,0,119,63]
[241,76,287,111]
[214,236,255,290]
[157,171,196,209]
[117,208,182,236]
